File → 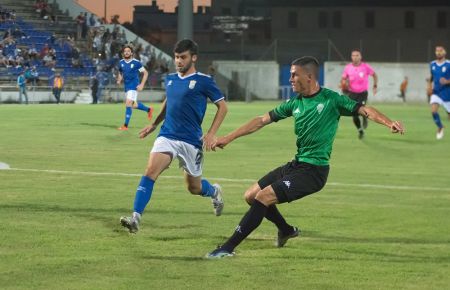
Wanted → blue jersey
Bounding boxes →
[158,72,224,149]
[430,60,450,101]
[119,58,144,92]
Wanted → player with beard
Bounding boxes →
[427,45,450,140]
[206,56,404,258]
[119,39,228,233]
[117,44,153,130]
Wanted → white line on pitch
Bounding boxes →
[4,167,449,192]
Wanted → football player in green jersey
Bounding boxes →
[206,56,404,259]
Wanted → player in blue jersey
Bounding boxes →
[427,45,450,140]
[116,44,153,131]
[119,39,228,233]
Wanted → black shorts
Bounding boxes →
[348,91,368,105]
[258,161,329,204]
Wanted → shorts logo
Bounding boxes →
[316,103,324,114]
[283,180,291,188]
[189,80,197,89]
[235,225,242,233]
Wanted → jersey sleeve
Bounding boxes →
[341,65,349,78]
[135,61,145,72]
[269,98,295,122]
[335,92,360,116]
[366,63,375,76]
[204,77,224,103]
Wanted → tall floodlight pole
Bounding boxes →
[104,0,107,21]
[177,0,193,40]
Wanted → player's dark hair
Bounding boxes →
[174,39,198,56]
[351,48,362,54]
[122,44,134,53]
[291,56,320,79]
[435,44,446,50]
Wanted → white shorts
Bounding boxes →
[151,136,203,177]
[430,94,450,113]
[125,90,138,102]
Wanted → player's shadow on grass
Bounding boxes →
[79,122,117,129]
[143,255,204,261]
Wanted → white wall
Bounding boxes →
[213,61,279,101]
[325,62,429,103]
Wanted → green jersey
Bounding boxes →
[270,88,359,166]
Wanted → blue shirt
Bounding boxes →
[119,58,144,92]
[17,75,26,88]
[430,60,450,101]
[158,72,224,149]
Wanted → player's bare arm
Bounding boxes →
[116,72,123,85]
[215,112,273,149]
[139,98,167,139]
[439,77,450,85]
[137,69,148,91]
[372,72,378,95]
[203,100,228,151]
[358,106,404,134]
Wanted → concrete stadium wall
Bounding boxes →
[212,61,279,101]
[0,89,78,103]
[0,89,165,104]
[324,62,429,103]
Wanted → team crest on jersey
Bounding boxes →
[317,103,324,114]
[130,63,134,69]
[167,80,173,86]
[443,67,447,73]
[359,72,364,78]
[293,108,301,115]
[189,80,197,89]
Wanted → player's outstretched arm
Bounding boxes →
[203,100,228,151]
[215,112,273,149]
[137,69,148,91]
[139,98,167,139]
[358,106,404,134]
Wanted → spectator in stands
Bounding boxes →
[82,12,89,39]
[0,47,8,67]
[17,72,28,104]
[25,66,40,85]
[42,51,56,70]
[52,73,64,104]
[28,44,38,60]
[90,74,99,104]
[88,13,96,27]
[39,43,49,59]
[71,47,82,68]
[75,12,85,40]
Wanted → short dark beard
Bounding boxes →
[178,60,193,74]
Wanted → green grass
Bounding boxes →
[0,102,449,290]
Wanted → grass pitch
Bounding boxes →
[0,102,449,289]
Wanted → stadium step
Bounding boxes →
[74,90,93,104]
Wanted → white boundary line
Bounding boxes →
[4,167,449,192]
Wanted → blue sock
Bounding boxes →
[124,106,132,126]
[432,112,443,128]
[136,102,150,112]
[201,179,216,197]
[133,176,155,214]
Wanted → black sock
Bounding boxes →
[265,205,293,235]
[221,200,268,252]
[353,115,361,129]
